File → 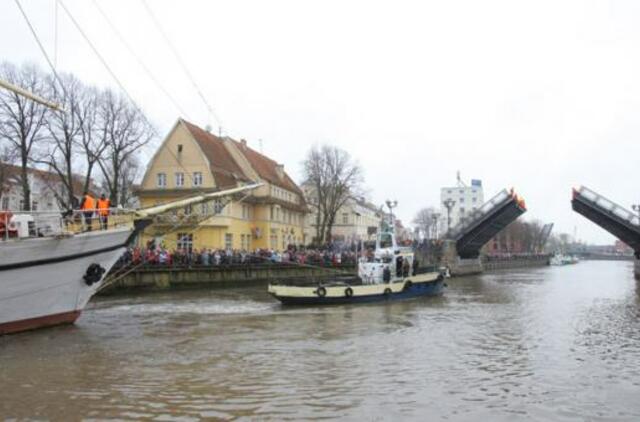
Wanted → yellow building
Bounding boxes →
[138,119,308,252]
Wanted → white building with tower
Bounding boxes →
[440,173,484,234]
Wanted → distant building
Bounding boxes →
[303,190,382,244]
[137,118,308,252]
[614,240,634,256]
[440,174,484,233]
[0,164,88,212]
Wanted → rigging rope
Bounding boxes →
[91,0,191,120]
[140,0,223,133]
[13,0,67,101]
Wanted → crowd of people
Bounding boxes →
[116,244,360,269]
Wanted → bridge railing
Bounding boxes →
[449,189,511,239]
[574,186,640,226]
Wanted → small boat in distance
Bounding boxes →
[268,210,445,305]
[550,253,579,266]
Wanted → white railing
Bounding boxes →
[574,186,640,226]
[1,208,133,241]
[448,189,512,239]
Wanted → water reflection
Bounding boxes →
[1,261,640,420]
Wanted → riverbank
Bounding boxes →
[99,263,355,295]
[101,254,552,294]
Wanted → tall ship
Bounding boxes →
[0,184,260,335]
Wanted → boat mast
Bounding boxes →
[0,79,63,111]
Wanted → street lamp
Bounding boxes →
[443,198,455,236]
[385,199,397,232]
[431,212,441,240]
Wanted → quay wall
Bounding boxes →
[101,254,552,294]
[99,264,355,295]
[482,255,550,272]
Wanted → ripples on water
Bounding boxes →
[1,261,640,420]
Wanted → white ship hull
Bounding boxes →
[0,228,133,335]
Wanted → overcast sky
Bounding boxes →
[2,0,639,243]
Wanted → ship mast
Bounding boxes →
[0,78,62,111]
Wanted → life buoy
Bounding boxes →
[384,288,392,295]
[316,286,327,297]
[83,263,106,286]
[404,280,413,291]
[344,287,353,298]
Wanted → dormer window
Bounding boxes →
[177,144,183,154]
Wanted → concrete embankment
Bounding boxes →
[482,255,550,271]
[99,264,355,295]
[446,255,550,277]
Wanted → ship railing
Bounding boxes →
[574,186,640,226]
[1,208,134,240]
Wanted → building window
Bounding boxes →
[177,233,193,252]
[242,204,249,219]
[213,199,225,214]
[1,197,9,210]
[175,173,184,187]
[32,201,38,211]
[175,172,184,187]
[157,173,167,188]
[459,198,465,203]
[201,203,208,215]
[193,172,203,186]
[225,233,233,250]
[342,213,349,224]
[270,234,277,250]
[472,197,477,203]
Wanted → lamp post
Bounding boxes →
[431,212,441,240]
[385,199,398,232]
[443,198,455,236]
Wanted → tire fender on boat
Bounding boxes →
[316,286,327,297]
[384,288,392,295]
[83,263,106,286]
[404,280,413,291]
[344,287,353,298]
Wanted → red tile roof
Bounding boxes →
[231,139,304,197]
[181,120,251,188]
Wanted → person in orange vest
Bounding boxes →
[97,193,111,230]
[80,191,96,231]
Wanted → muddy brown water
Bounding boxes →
[1,260,640,421]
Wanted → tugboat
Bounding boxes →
[268,206,445,305]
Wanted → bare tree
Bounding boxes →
[412,207,436,239]
[77,86,107,195]
[38,73,85,209]
[97,89,154,206]
[0,62,49,210]
[302,145,363,244]
[0,140,17,203]
[101,154,141,208]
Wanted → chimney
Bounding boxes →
[240,139,248,149]
[275,164,284,179]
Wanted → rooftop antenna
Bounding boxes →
[456,170,467,187]
[259,139,263,154]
